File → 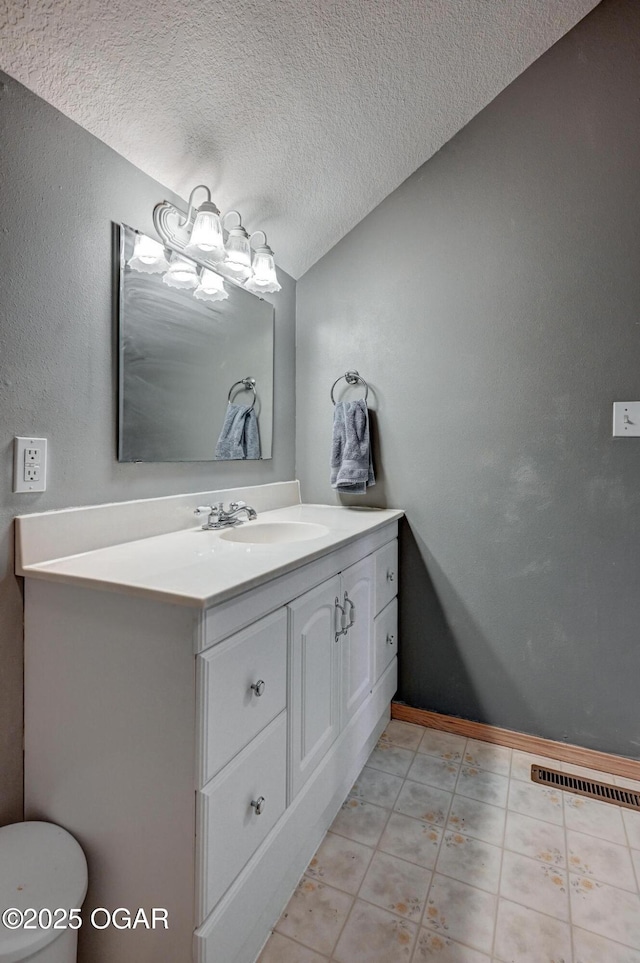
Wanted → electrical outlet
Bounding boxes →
[14,437,47,493]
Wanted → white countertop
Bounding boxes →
[18,502,403,608]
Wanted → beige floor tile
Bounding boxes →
[412,929,491,962]
[422,874,497,954]
[359,850,432,921]
[436,831,502,894]
[408,753,461,792]
[573,926,640,963]
[567,828,637,891]
[509,750,562,783]
[504,810,566,867]
[368,741,416,777]
[447,795,506,847]
[378,812,443,869]
[333,899,417,962]
[456,767,508,808]
[570,873,640,948]
[417,729,466,763]
[382,720,425,751]
[623,810,640,849]
[631,849,640,887]
[494,898,571,963]
[330,798,390,847]
[500,850,569,921]
[349,766,404,809]
[564,793,626,843]
[462,740,511,777]
[507,779,563,825]
[275,877,352,956]
[394,780,453,826]
[257,931,328,962]
[305,831,373,895]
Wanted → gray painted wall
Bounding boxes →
[296,0,640,759]
[0,72,296,822]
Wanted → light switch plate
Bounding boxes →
[612,403,640,437]
[13,437,47,492]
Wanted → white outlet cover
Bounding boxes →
[612,403,640,437]
[14,437,47,492]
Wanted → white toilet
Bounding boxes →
[0,822,88,963]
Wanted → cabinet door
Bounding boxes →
[289,575,341,799]
[340,555,374,726]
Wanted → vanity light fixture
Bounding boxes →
[152,185,280,298]
[194,269,229,303]
[183,186,225,261]
[218,211,252,280]
[245,231,282,294]
[127,234,170,274]
[162,253,199,289]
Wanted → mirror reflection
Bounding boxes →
[117,224,274,462]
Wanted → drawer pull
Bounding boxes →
[250,680,266,697]
[387,570,395,582]
[386,633,395,645]
[250,796,266,815]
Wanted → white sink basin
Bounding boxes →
[219,521,330,544]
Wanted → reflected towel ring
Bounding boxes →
[228,377,257,411]
[330,370,369,405]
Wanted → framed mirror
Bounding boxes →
[117,223,274,462]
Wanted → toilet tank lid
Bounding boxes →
[0,822,88,963]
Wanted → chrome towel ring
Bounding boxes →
[228,377,257,411]
[330,370,369,405]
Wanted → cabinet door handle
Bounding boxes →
[344,592,356,629]
[335,597,348,642]
[386,633,395,645]
[387,570,395,582]
[250,796,265,816]
[250,680,265,697]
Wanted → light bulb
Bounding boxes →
[162,253,199,289]
[184,203,225,261]
[245,249,281,294]
[127,234,169,274]
[194,269,229,302]
[223,227,252,279]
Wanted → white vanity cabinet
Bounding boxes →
[22,511,399,963]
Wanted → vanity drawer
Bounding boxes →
[197,608,287,785]
[374,598,398,682]
[197,711,287,921]
[374,539,398,614]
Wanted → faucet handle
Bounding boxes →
[194,503,223,517]
[194,505,214,516]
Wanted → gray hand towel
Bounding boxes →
[330,399,375,494]
[215,403,261,460]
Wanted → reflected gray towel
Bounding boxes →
[330,400,375,494]
[215,403,261,460]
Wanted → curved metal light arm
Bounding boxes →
[222,210,243,230]
[182,184,212,226]
[249,230,268,250]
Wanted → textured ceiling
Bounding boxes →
[1,0,599,278]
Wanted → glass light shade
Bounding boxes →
[127,234,169,274]
[162,254,199,289]
[193,269,229,302]
[245,250,281,294]
[184,209,225,260]
[223,229,252,279]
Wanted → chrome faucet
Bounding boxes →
[194,501,258,530]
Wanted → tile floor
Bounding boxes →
[257,720,640,963]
